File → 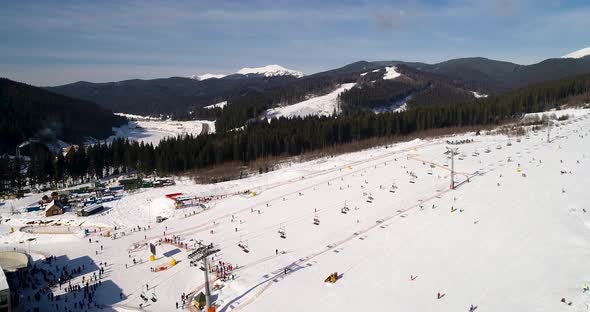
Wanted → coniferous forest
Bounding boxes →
[2,72,590,191]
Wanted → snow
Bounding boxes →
[264,83,355,119]
[3,108,590,312]
[394,102,408,113]
[190,65,303,81]
[371,94,412,114]
[191,73,227,81]
[561,47,590,59]
[236,65,304,78]
[383,66,401,80]
[360,69,382,76]
[204,101,228,110]
[115,113,161,121]
[360,67,400,80]
[471,91,488,98]
[108,119,216,146]
[525,107,589,120]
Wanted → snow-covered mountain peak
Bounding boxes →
[561,47,590,59]
[190,73,226,81]
[236,64,304,78]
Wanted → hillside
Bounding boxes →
[411,56,590,93]
[47,75,299,117]
[46,56,590,129]
[0,78,126,154]
[4,106,590,311]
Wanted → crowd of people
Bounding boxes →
[9,255,111,311]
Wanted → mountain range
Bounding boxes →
[46,48,590,119]
[4,47,589,152]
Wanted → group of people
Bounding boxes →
[10,254,110,312]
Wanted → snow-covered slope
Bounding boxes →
[191,73,226,81]
[237,64,304,78]
[472,91,488,98]
[4,108,590,312]
[109,118,215,145]
[204,101,227,109]
[561,47,590,59]
[359,67,401,80]
[383,66,401,80]
[265,83,355,119]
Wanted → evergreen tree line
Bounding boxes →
[339,79,424,112]
[0,78,126,154]
[2,72,590,191]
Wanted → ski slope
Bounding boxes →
[383,66,401,80]
[2,108,590,312]
[360,66,401,80]
[265,83,355,119]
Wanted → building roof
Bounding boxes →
[0,251,29,273]
[45,200,64,211]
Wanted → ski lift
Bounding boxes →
[389,185,396,193]
[278,225,286,239]
[496,145,502,150]
[150,292,157,303]
[366,195,374,203]
[140,293,148,302]
[313,214,320,225]
[409,179,416,184]
[341,203,350,214]
[507,140,512,146]
[238,239,249,253]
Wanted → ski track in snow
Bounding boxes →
[3,109,590,312]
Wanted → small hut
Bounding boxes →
[194,292,206,309]
[45,200,64,217]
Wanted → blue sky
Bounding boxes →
[1,0,589,86]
